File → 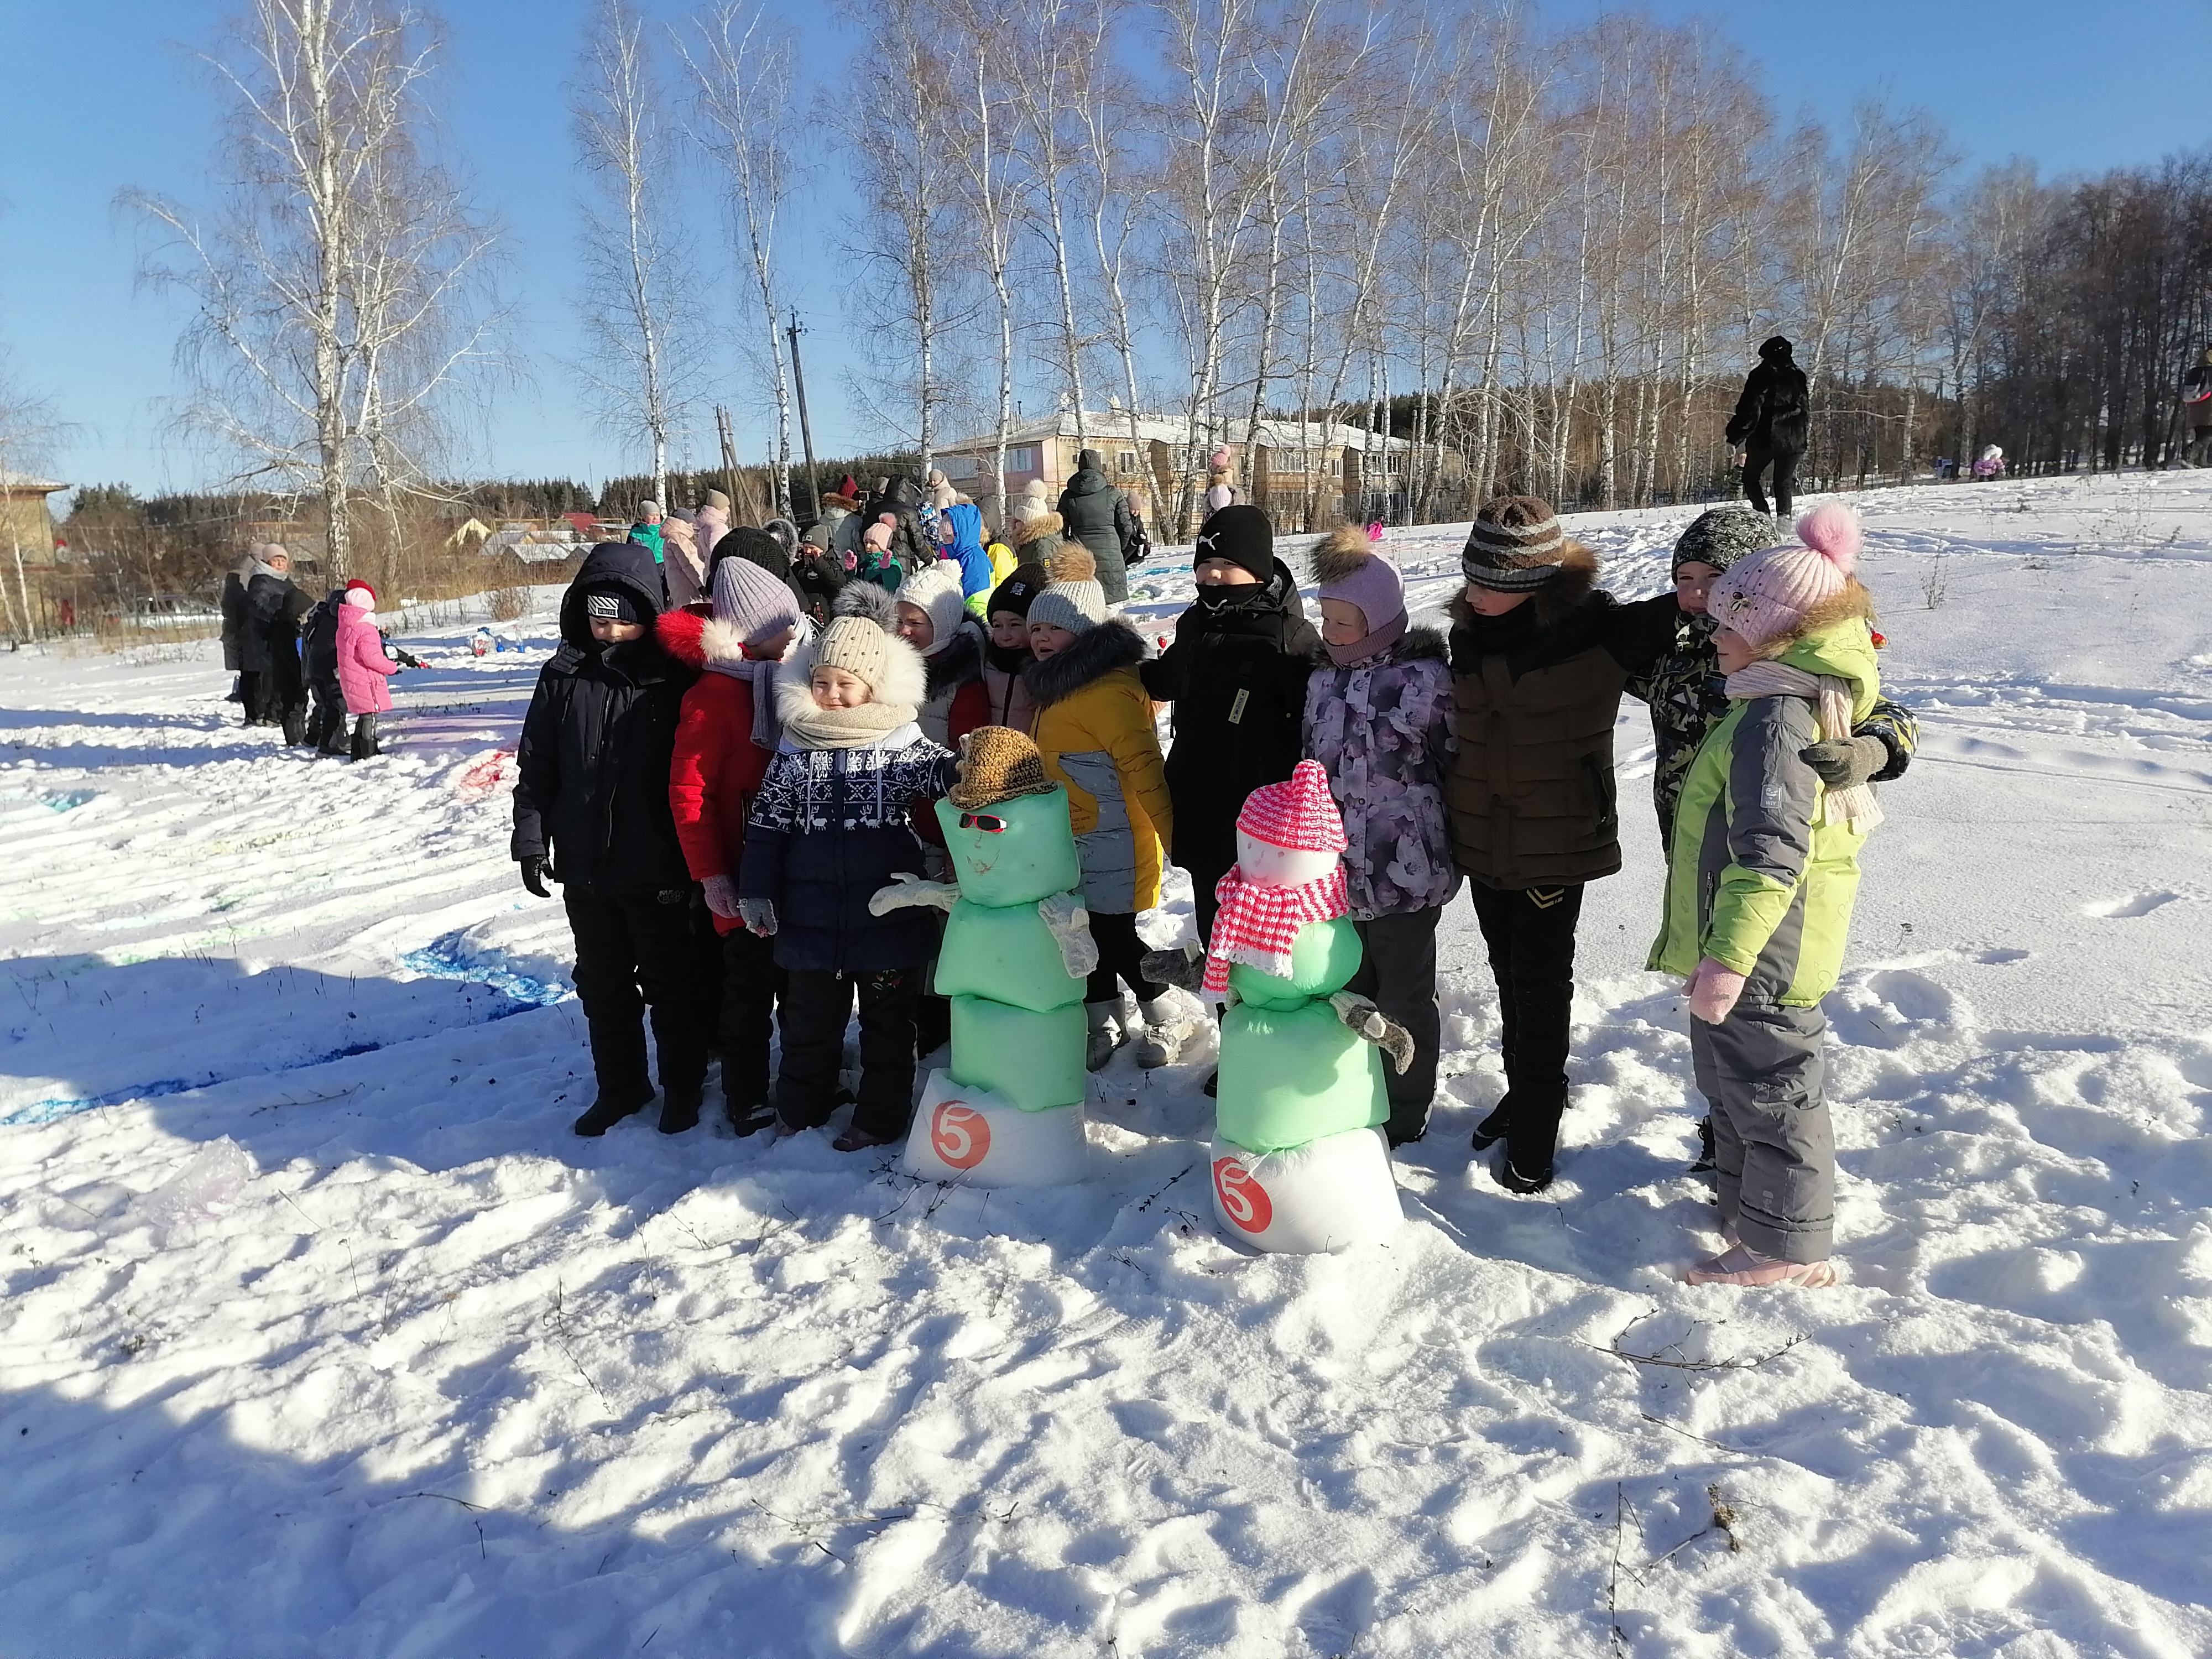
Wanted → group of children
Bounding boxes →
[513,488,1912,1286]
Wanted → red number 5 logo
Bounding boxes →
[932,1102,990,1170]
[1212,1157,1272,1233]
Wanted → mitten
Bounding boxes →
[867,873,961,916]
[1329,992,1416,1075]
[519,854,552,899]
[1799,734,1887,790]
[701,874,741,919]
[1036,892,1100,978]
[1686,957,1747,1025]
[1140,942,1206,993]
[738,897,779,937]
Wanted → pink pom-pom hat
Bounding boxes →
[1709,504,1863,648]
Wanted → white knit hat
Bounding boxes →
[894,560,969,656]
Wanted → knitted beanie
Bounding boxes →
[1462,495,1568,591]
[817,613,911,693]
[1708,504,1861,649]
[1236,759,1349,855]
[947,726,1058,811]
[702,488,730,512]
[1027,545,1107,635]
[583,587,642,624]
[1194,504,1274,582]
[987,562,1049,620]
[712,552,801,651]
[1310,524,1404,632]
[894,560,969,655]
[343,587,375,610]
[343,578,377,602]
[1672,507,1772,576]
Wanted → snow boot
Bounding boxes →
[1201,1067,1218,1098]
[1132,995,1193,1069]
[1691,1114,1717,1174]
[572,1088,650,1137]
[1684,1245,1838,1288]
[1385,1104,1430,1148]
[1470,1099,1514,1151]
[1084,1000,1126,1072]
[658,1084,703,1135]
[724,1092,778,1136]
[1494,1097,1562,1193]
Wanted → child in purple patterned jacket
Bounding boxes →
[1301,526,1459,1145]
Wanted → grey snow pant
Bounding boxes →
[1691,1000,1834,1263]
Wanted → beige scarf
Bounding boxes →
[774,670,919,750]
[1724,661,1885,830]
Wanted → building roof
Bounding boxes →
[0,470,67,494]
[936,410,1423,455]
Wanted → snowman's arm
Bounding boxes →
[868,873,961,916]
[1330,992,1415,1075]
[1036,892,1100,978]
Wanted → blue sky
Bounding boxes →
[4,0,2210,502]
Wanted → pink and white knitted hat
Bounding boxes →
[1236,759,1348,855]
[1709,503,1861,649]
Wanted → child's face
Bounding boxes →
[989,611,1030,650]
[811,665,872,708]
[589,617,645,643]
[1674,561,1722,615]
[894,602,936,650]
[1318,598,1369,648]
[1713,627,1760,675]
[748,624,796,660]
[1028,622,1078,660]
[1195,558,1260,587]
[1461,582,1530,618]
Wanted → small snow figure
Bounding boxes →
[1198,760,1410,1253]
[472,627,492,658]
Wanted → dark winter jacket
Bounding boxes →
[860,477,931,578]
[1056,457,1136,606]
[511,542,698,896]
[1626,608,1919,838]
[243,573,312,690]
[302,590,345,690]
[220,571,249,671]
[1726,337,1811,453]
[738,645,958,973]
[1302,627,1459,919]
[1444,549,1679,891]
[1140,559,1319,881]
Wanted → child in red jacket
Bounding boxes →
[659,557,806,1133]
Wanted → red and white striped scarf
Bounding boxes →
[1202,863,1349,994]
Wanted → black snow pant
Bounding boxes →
[564,888,718,1107]
[1084,910,1164,1007]
[307,677,347,753]
[776,965,922,1140]
[238,670,267,726]
[1188,857,1233,950]
[1692,1000,1834,1263]
[1741,445,1799,518]
[1468,881,1584,1166]
[1350,905,1443,1143]
[914,912,950,1060]
[716,924,785,1112]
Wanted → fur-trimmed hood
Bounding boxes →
[1015,511,1066,550]
[772,627,927,727]
[1022,616,1148,708]
[656,606,805,679]
[1447,538,1599,631]
[924,619,985,699]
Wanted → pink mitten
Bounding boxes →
[1686,957,1747,1025]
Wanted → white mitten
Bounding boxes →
[868,873,962,916]
[1330,991,1416,1075]
[1036,891,1100,978]
[701,874,741,919]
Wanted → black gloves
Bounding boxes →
[520,854,555,898]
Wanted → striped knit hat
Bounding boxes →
[1237,759,1349,855]
[1462,495,1569,591]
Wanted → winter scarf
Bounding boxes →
[1202,863,1349,994]
[1725,660,1885,829]
[771,646,922,751]
[1327,613,1406,666]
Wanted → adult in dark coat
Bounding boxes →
[1056,447,1136,606]
[244,549,313,741]
[1725,335,1811,518]
[512,541,718,1137]
[218,552,254,684]
[1139,505,1320,938]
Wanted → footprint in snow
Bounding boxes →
[2083,890,2184,919]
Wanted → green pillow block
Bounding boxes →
[948,996,1088,1110]
[935,788,1083,908]
[1213,999,1387,1152]
[1225,915,1365,1009]
[935,899,1086,1011]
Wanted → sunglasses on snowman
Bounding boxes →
[958,812,1009,833]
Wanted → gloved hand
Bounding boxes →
[1329,992,1416,1074]
[701,874,741,919]
[1140,942,1207,993]
[1036,891,1100,978]
[1801,734,1887,790]
[1686,957,1747,1025]
[868,873,961,916]
[519,854,554,899]
[738,897,778,937]
[394,649,425,670]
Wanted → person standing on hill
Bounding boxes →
[1726,335,1810,518]
[245,545,312,742]
[2183,350,2212,467]
[220,550,255,703]
[1057,447,1136,607]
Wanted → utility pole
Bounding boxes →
[787,309,820,518]
[715,405,743,523]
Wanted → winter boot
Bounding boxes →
[1691,1114,1717,1174]
[1494,1095,1563,1193]
[658,1083,703,1135]
[724,1091,779,1136]
[1385,1102,1431,1148]
[1084,1000,1126,1072]
[349,712,380,760]
[572,1087,651,1137]
[1132,995,1193,1069]
[1470,1098,1515,1151]
[1684,1245,1838,1288]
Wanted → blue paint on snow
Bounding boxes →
[1,1078,197,1128]
[398,931,570,1009]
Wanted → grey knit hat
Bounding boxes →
[1026,545,1107,634]
[1672,507,1774,576]
[1462,495,1568,591]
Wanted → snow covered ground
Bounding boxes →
[5,472,2212,1657]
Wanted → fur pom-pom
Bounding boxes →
[1048,544,1096,584]
[833,580,898,629]
[1308,525,1379,587]
[1794,503,1861,574]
